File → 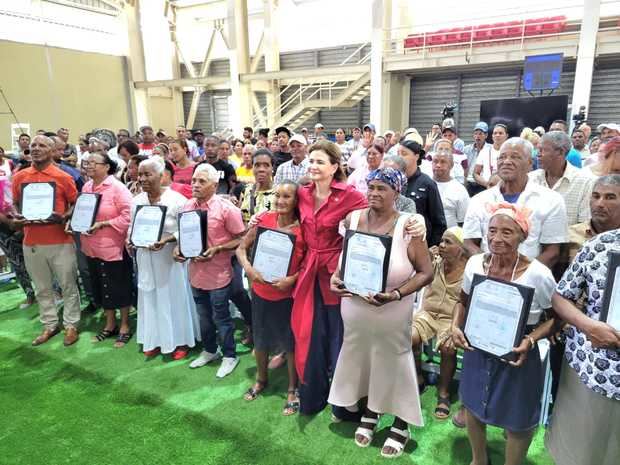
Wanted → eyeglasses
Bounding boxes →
[82,161,108,167]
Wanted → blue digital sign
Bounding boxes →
[523,53,563,91]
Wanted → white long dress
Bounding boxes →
[131,188,200,354]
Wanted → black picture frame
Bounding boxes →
[600,250,620,330]
[129,204,167,248]
[177,210,208,258]
[250,226,296,282]
[19,181,56,222]
[70,192,102,233]
[340,229,392,295]
[464,273,535,362]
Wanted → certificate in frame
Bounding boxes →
[340,229,392,296]
[600,250,620,331]
[464,273,534,362]
[129,205,167,248]
[178,210,208,258]
[250,226,296,283]
[70,192,102,233]
[19,181,56,221]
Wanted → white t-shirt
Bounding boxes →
[463,181,568,259]
[436,179,470,228]
[474,145,500,182]
[462,254,556,325]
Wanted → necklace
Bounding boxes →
[485,253,520,281]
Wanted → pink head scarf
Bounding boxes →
[486,202,532,236]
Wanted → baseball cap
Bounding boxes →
[400,139,425,157]
[314,123,324,129]
[403,130,423,146]
[474,122,488,133]
[301,127,308,132]
[363,123,376,132]
[597,123,620,133]
[274,126,292,137]
[289,134,307,145]
[192,129,204,136]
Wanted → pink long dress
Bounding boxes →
[328,209,423,426]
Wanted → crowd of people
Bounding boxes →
[0,116,618,463]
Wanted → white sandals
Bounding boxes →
[380,426,410,459]
[354,415,379,448]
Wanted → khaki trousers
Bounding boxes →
[23,243,81,330]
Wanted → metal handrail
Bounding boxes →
[253,42,371,127]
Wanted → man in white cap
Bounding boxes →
[597,123,620,142]
[311,123,326,144]
[346,127,363,153]
[274,133,309,184]
[464,122,491,196]
[347,123,376,171]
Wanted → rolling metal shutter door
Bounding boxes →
[182,91,214,132]
[409,76,459,136]
[212,93,231,131]
[588,63,620,128]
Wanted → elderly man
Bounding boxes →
[382,154,417,214]
[464,122,491,196]
[174,163,246,378]
[432,140,470,228]
[547,203,620,465]
[57,128,77,158]
[549,120,583,168]
[463,137,568,266]
[529,131,594,226]
[597,122,620,142]
[10,135,80,346]
[274,134,308,184]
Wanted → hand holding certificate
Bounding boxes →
[130,205,167,248]
[178,210,207,258]
[70,193,101,233]
[250,227,296,283]
[601,251,620,332]
[463,274,534,362]
[340,230,392,296]
[20,182,56,221]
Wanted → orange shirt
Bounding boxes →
[12,164,78,246]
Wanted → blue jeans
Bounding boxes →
[191,284,235,358]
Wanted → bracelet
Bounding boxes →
[393,289,402,301]
[525,335,536,350]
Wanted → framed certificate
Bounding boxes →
[20,182,56,221]
[250,227,296,283]
[340,230,392,296]
[178,210,207,258]
[130,205,167,248]
[600,250,620,331]
[464,274,534,362]
[70,193,101,233]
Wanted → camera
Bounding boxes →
[572,105,587,126]
[442,102,457,120]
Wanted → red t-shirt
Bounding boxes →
[173,163,195,185]
[251,211,306,301]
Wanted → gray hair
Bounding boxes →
[383,154,407,172]
[542,131,571,155]
[193,162,220,183]
[594,174,620,189]
[500,137,533,159]
[139,157,164,175]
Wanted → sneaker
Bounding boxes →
[216,357,239,378]
[189,350,221,369]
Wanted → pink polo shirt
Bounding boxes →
[80,175,132,261]
[184,194,245,290]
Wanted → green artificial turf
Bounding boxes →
[0,282,555,465]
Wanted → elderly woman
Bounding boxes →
[412,227,469,419]
[347,142,384,194]
[237,180,305,413]
[329,168,433,458]
[452,203,557,465]
[130,158,199,360]
[79,151,134,347]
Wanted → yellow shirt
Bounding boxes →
[236,165,254,184]
[230,154,243,168]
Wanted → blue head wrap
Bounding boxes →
[366,167,406,193]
